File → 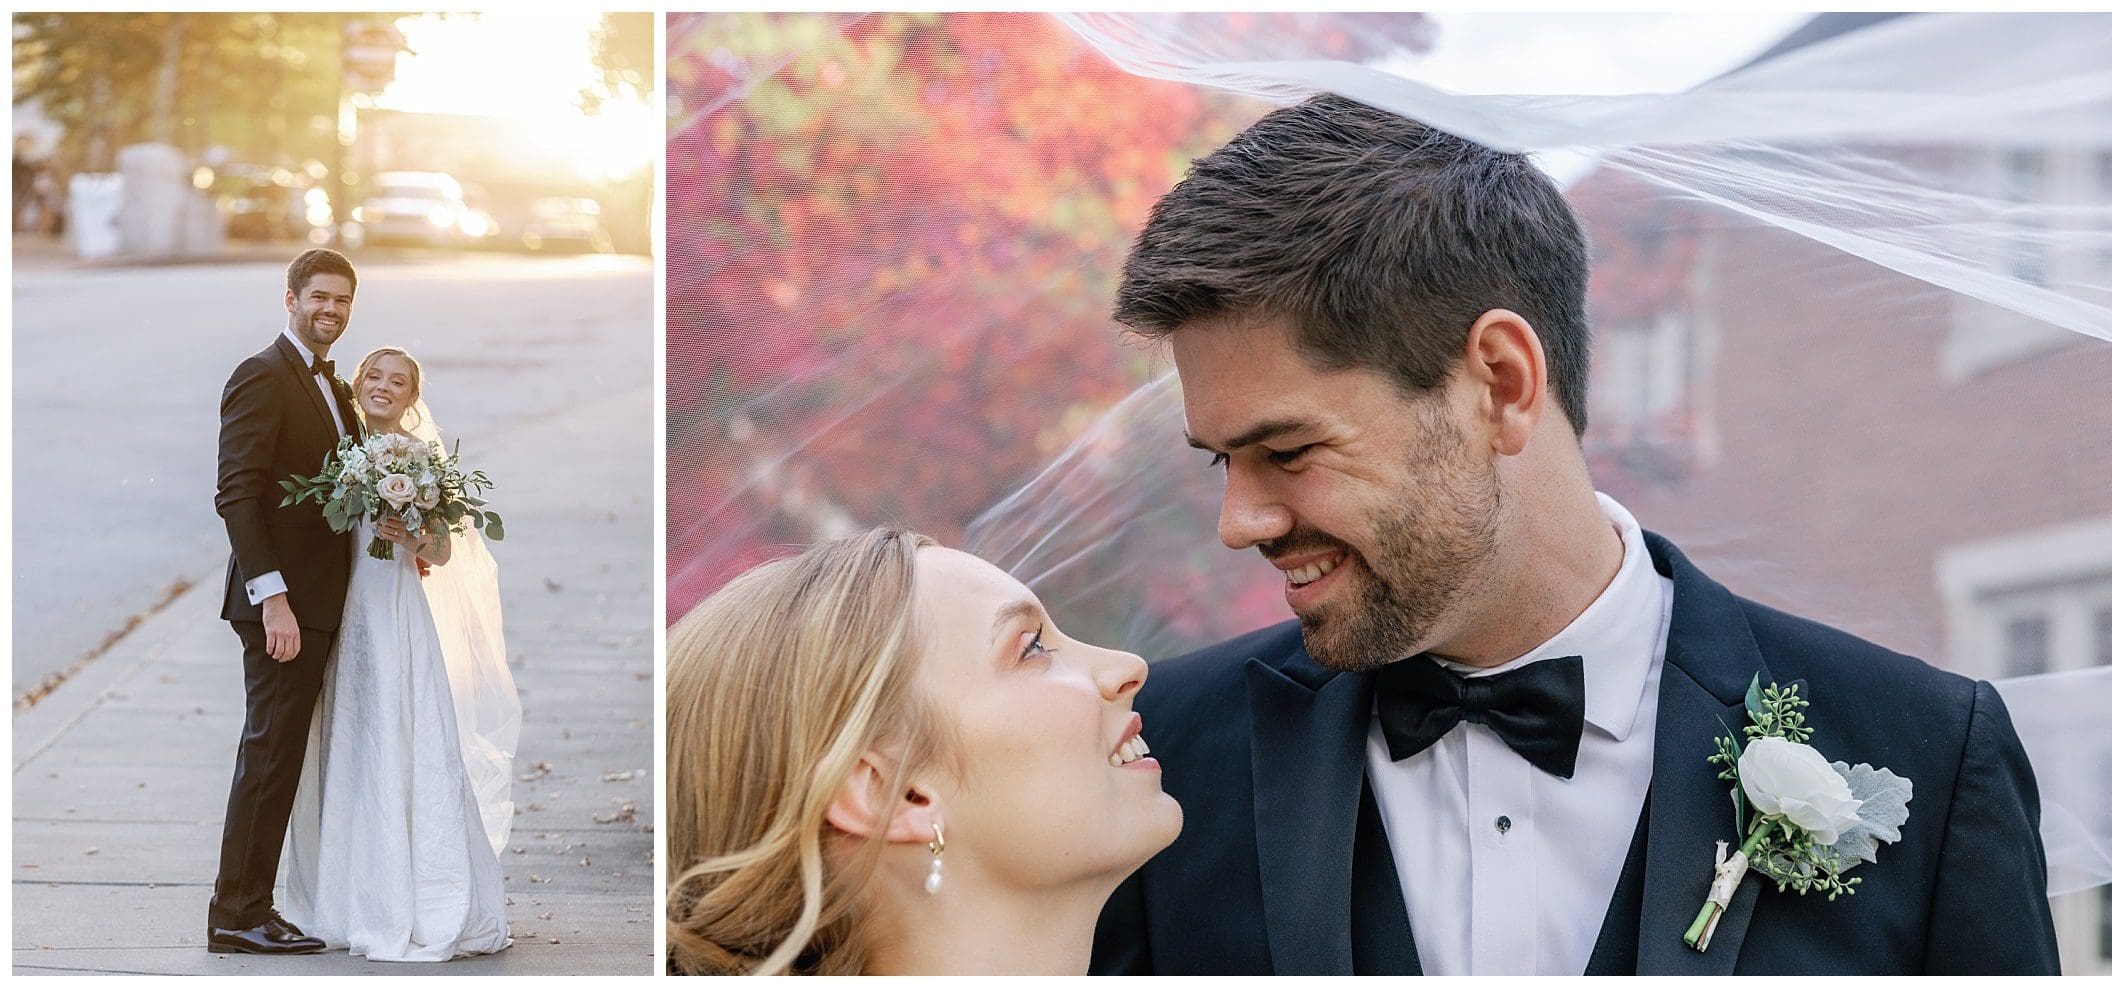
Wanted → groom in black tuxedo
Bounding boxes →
[207,248,365,954]
[1090,95,2057,975]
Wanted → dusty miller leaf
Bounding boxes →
[1824,761,1913,870]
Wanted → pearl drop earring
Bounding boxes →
[924,822,945,895]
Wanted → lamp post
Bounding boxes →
[332,17,402,246]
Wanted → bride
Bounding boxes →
[665,527,1183,974]
[283,346,521,961]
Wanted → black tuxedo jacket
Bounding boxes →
[215,335,362,632]
[1092,532,2059,975]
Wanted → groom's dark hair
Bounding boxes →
[286,247,358,295]
[1114,93,1592,437]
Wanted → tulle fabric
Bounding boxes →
[408,400,521,857]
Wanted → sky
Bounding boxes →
[372,12,655,183]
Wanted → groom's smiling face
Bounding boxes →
[1174,313,1502,672]
[286,273,354,352]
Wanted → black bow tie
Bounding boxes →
[307,355,334,379]
[1375,654,1586,779]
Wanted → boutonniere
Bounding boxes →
[1683,676,1912,952]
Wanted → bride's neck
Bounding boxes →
[362,414,410,437]
[863,874,1112,975]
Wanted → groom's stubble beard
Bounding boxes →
[292,304,347,354]
[1288,402,1502,673]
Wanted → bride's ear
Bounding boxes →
[823,751,941,845]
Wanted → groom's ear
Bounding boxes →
[1464,307,1547,457]
[822,751,940,846]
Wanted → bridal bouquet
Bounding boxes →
[281,433,505,560]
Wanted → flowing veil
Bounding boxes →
[410,398,522,857]
[666,10,2109,924]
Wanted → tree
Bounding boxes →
[12,13,406,174]
[664,13,1431,637]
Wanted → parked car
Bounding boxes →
[354,171,481,248]
[212,165,330,242]
[521,196,612,253]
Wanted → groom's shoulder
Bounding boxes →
[1734,595,1993,754]
[229,340,284,377]
[225,339,288,391]
[1140,620,1306,721]
[1740,596,1972,698]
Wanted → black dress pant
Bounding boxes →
[207,620,333,930]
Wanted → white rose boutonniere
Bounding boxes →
[1683,676,1913,952]
[1737,737,1864,844]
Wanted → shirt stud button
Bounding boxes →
[1495,815,1512,834]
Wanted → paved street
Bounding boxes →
[12,246,656,974]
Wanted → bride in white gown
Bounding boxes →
[282,346,521,961]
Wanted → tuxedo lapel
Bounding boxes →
[1634,532,1773,975]
[331,376,364,441]
[273,335,341,440]
[1245,648,1376,975]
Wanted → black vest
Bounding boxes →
[1349,783,1652,975]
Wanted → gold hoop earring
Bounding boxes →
[923,822,945,896]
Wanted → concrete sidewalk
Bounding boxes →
[13,387,657,976]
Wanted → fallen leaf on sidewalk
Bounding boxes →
[83,847,98,856]
[592,802,637,825]
[518,760,553,782]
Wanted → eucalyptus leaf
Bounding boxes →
[1744,673,1767,720]
[486,522,504,542]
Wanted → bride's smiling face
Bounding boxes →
[359,354,419,425]
[909,547,1182,893]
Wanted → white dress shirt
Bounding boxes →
[1366,492,1673,975]
[242,328,350,606]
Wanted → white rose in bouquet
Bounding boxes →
[416,484,441,509]
[377,473,419,509]
[1737,736,1864,844]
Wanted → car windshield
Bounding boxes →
[377,186,449,201]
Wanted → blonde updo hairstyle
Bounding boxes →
[666,527,959,975]
[353,345,425,432]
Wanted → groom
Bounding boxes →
[207,248,365,954]
[1090,95,2058,974]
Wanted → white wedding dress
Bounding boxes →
[283,409,520,962]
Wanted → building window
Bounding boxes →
[2003,615,2052,677]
